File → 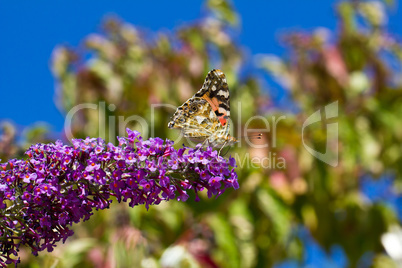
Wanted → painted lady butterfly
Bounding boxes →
[168,69,237,149]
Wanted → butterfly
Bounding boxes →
[168,69,237,151]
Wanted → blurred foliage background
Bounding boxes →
[2,0,402,267]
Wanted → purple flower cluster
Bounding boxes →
[0,129,237,267]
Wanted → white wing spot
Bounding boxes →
[195,116,205,124]
[217,90,229,98]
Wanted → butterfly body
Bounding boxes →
[168,69,237,148]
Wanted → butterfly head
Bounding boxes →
[208,132,238,148]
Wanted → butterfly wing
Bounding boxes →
[168,69,234,145]
[194,69,231,127]
[168,97,220,139]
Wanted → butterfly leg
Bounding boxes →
[221,146,231,157]
[218,141,228,156]
[201,138,209,148]
[194,138,210,153]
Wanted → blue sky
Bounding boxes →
[0,1,401,133]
